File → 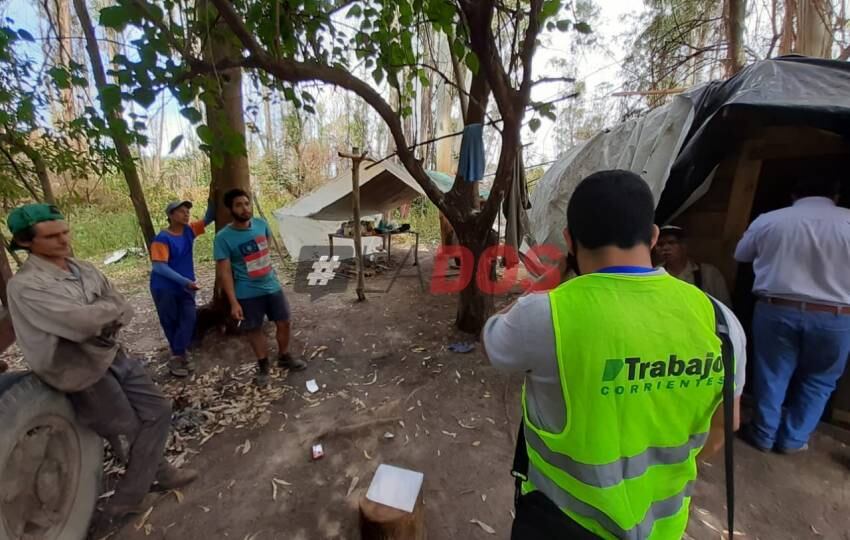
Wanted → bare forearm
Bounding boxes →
[700,426,725,460]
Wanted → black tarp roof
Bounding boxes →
[655,55,850,222]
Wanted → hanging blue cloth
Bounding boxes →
[457,123,485,182]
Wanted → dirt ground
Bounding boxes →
[8,247,849,539]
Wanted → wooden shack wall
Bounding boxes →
[667,127,850,423]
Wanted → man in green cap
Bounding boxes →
[5,203,198,528]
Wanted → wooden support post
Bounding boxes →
[339,147,369,301]
[721,147,763,290]
[359,494,425,540]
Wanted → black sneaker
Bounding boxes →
[277,353,307,371]
[254,359,271,387]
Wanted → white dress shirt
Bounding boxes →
[734,197,850,306]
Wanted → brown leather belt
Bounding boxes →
[762,296,850,315]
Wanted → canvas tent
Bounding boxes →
[273,161,424,261]
[530,56,850,254]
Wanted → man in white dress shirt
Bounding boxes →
[735,177,850,453]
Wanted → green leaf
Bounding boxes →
[18,100,34,122]
[99,5,131,29]
[541,0,561,19]
[100,84,122,111]
[574,21,592,34]
[48,67,70,89]
[372,68,384,86]
[196,125,214,144]
[180,106,203,123]
[132,87,156,108]
[529,118,541,132]
[168,134,184,154]
[556,20,571,32]
[451,39,465,60]
[464,51,479,74]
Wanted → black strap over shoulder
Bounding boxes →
[708,297,736,539]
[511,421,529,505]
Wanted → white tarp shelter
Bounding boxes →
[530,57,850,253]
[529,94,695,252]
[274,161,427,261]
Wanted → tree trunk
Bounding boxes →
[193,0,252,336]
[359,495,425,540]
[29,149,57,206]
[73,0,156,250]
[152,92,166,183]
[199,0,251,228]
[779,0,798,55]
[55,0,76,125]
[263,88,274,158]
[796,0,833,57]
[449,67,492,334]
[418,28,434,169]
[435,34,455,175]
[725,0,746,75]
[454,226,496,334]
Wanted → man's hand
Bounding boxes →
[230,303,244,321]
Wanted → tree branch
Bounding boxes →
[532,76,577,86]
[0,144,41,201]
[459,1,515,120]
[518,0,544,101]
[206,0,456,220]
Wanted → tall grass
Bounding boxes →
[398,197,441,245]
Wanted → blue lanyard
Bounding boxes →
[595,266,656,274]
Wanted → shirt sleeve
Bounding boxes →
[734,217,762,263]
[190,220,206,237]
[715,299,747,397]
[482,292,557,374]
[150,241,170,263]
[213,233,229,261]
[152,262,192,287]
[8,282,124,343]
[702,264,732,307]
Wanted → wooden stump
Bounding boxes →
[359,493,425,540]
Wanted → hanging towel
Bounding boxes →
[457,123,485,182]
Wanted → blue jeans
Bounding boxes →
[751,301,850,450]
[151,288,197,357]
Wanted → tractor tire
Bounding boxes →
[0,373,102,540]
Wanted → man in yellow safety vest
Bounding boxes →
[483,170,747,539]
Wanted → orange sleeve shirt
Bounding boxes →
[150,241,170,263]
[190,220,206,237]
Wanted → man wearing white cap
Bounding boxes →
[656,225,732,306]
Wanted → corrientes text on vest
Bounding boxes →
[600,353,726,396]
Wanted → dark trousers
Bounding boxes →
[68,352,172,506]
[512,491,601,540]
[152,288,196,357]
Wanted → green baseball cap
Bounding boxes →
[7,203,65,250]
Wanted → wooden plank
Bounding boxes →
[720,150,763,291]
[746,127,850,161]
